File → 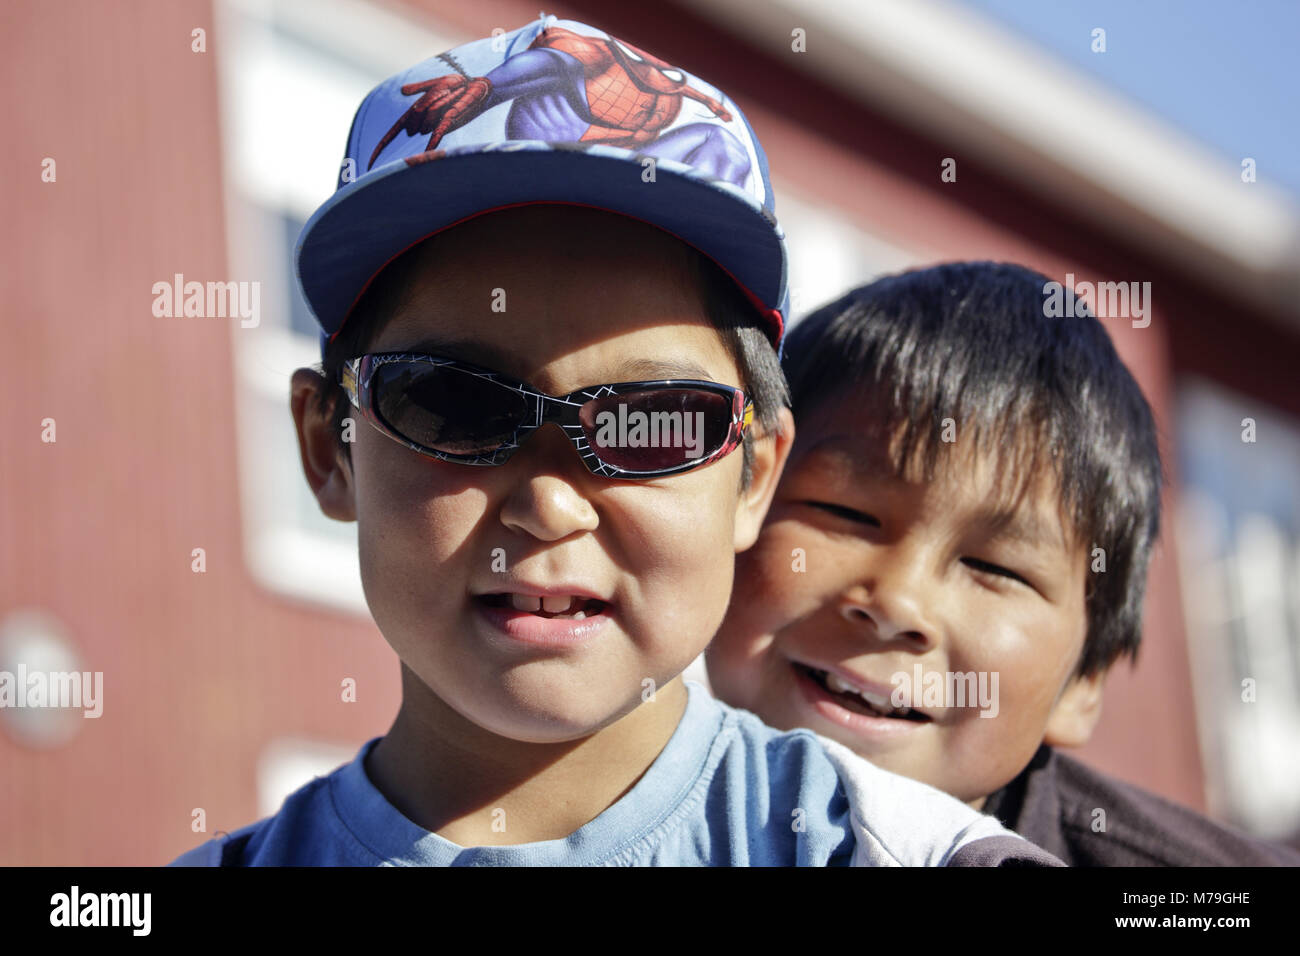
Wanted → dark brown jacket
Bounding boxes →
[984,745,1300,866]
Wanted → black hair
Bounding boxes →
[314,230,789,489]
[781,262,1162,677]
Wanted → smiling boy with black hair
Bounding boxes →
[169,18,1059,866]
[708,261,1300,865]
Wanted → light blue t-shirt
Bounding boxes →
[169,680,1058,866]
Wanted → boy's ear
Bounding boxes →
[290,368,357,522]
[1043,668,1107,748]
[733,406,795,552]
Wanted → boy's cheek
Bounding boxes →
[740,520,802,585]
[941,705,1053,799]
[733,523,835,624]
[702,508,801,696]
[725,550,793,644]
[359,490,487,572]
[354,492,496,632]
[354,431,491,513]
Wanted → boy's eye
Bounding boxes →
[803,501,880,527]
[963,557,1030,587]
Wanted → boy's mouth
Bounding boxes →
[477,593,609,620]
[792,662,930,722]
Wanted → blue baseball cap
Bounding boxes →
[295,15,789,359]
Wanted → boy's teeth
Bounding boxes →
[542,595,572,614]
[824,672,893,709]
[504,593,597,616]
[510,593,542,612]
[826,673,855,695]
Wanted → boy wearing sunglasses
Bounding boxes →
[707,264,1300,865]
[170,18,1059,866]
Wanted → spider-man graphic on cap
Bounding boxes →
[366,25,753,189]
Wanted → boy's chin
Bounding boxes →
[836,738,1011,806]
[448,684,659,744]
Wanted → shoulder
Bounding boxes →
[166,745,382,866]
[701,692,1059,866]
[711,692,841,767]
[679,691,854,864]
[706,692,852,802]
[167,820,265,867]
[813,732,1062,866]
[1049,749,1300,866]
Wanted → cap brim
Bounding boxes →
[296,144,786,355]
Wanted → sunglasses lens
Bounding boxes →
[579,388,734,473]
[371,361,529,456]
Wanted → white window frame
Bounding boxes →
[215,0,461,614]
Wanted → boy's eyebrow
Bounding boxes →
[386,338,716,383]
[977,507,1066,551]
[613,357,717,381]
[803,435,893,478]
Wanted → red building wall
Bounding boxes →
[1,0,400,865]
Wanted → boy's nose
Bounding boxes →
[497,425,599,541]
[837,563,936,651]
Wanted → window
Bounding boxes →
[215,0,461,613]
[1175,375,1300,839]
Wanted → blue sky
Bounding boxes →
[957,0,1300,198]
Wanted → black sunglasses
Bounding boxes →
[341,352,754,479]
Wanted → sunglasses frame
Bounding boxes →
[341,351,754,479]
